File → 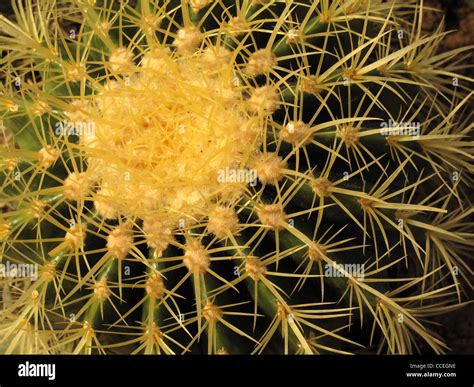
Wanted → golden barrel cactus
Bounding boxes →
[0,0,472,354]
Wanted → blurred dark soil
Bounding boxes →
[434,302,474,354]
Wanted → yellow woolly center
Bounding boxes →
[203,301,222,322]
[183,239,210,274]
[257,204,286,229]
[93,278,110,302]
[145,273,166,299]
[75,46,262,221]
[245,256,267,280]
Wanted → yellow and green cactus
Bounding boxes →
[0,0,472,354]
